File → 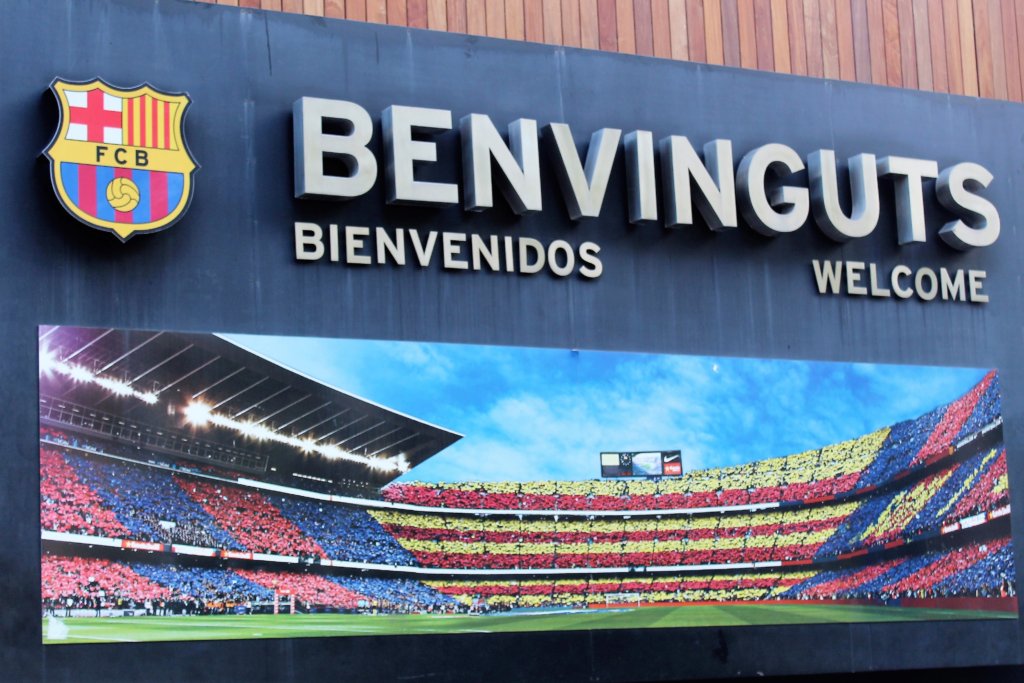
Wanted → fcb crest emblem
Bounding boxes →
[44,79,198,241]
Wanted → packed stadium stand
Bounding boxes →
[40,356,1014,615]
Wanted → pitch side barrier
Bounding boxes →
[40,415,1002,519]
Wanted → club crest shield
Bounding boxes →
[44,79,198,241]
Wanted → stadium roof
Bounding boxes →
[38,325,462,487]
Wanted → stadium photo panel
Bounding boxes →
[39,325,1015,644]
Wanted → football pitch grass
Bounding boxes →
[43,604,1016,644]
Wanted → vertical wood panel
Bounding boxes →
[408,0,428,27]
[787,0,808,75]
[896,0,917,88]
[974,0,996,96]
[597,0,617,51]
[881,0,903,86]
[835,0,857,79]
[668,0,689,59]
[504,0,524,39]
[738,0,757,68]
[386,0,407,24]
[524,0,544,40]
[926,0,948,91]
[686,0,707,61]
[770,0,792,73]
[464,0,484,32]
[635,0,655,56]
[232,0,1024,104]
[804,0,824,77]
[447,0,467,29]
[484,0,504,36]
[427,0,446,28]
[866,0,887,84]
[561,0,581,47]
[615,0,636,52]
[1016,0,1024,101]
[753,0,774,69]
[704,0,725,64]
[986,0,1008,99]
[722,0,741,66]
[543,0,563,43]
[347,0,367,19]
[943,0,964,93]
[850,0,872,81]
[820,0,840,78]
[366,0,387,21]
[651,0,673,57]
[1001,0,1021,100]
[958,0,979,95]
[579,0,599,47]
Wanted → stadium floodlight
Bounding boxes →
[183,400,406,472]
[42,351,164,405]
[95,377,133,397]
[39,347,57,376]
[183,401,212,427]
[69,364,94,383]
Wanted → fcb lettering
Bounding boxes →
[43,78,198,241]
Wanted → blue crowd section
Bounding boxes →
[783,539,1016,600]
[273,496,420,566]
[957,374,1002,442]
[67,453,244,550]
[783,552,937,599]
[854,406,946,490]
[814,491,901,558]
[812,445,1007,559]
[128,562,274,602]
[937,543,1016,595]
[325,575,455,608]
[904,449,1003,537]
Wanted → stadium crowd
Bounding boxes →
[382,372,999,511]
[39,371,1014,615]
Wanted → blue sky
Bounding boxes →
[226,334,987,484]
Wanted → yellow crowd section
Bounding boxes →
[415,428,889,497]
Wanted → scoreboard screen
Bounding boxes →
[600,451,683,478]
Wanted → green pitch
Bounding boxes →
[42,604,1016,644]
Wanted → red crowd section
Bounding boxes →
[409,547,820,569]
[383,515,845,545]
[39,449,128,538]
[952,454,1008,521]
[886,538,1012,596]
[234,568,365,609]
[179,478,326,558]
[433,574,803,598]
[910,373,992,469]
[42,555,169,601]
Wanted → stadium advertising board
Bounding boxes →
[40,325,1016,644]
[601,451,683,478]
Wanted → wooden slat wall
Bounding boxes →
[202,0,1024,101]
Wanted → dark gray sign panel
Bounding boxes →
[3,0,1024,680]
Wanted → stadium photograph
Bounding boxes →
[39,325,1015,645]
